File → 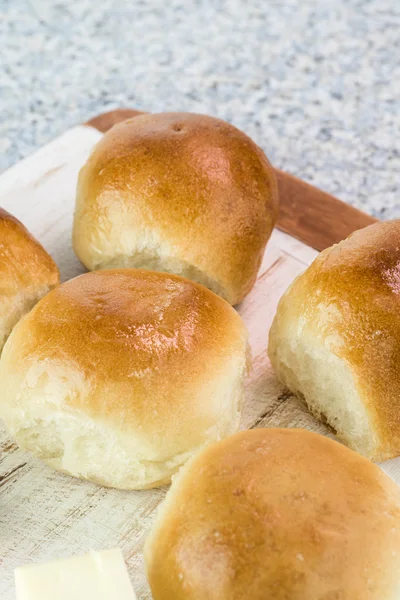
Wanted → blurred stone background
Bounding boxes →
[1,0,399,217]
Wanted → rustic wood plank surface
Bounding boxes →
[0,115,394,599]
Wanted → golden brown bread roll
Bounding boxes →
[0,208,59,352]
[145,428,400,600]
[0,269,249,489]
[268,219,400,461]
[72,112,279,305]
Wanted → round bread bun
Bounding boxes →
[145,428,400,600]
[73,112,279,305]
[0,208,59,352]
[0,269,249,489]
[269,219,400,462]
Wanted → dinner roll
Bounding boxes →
[145,428,400,600]
[0,208,59,352]
[0,269,249,489]
[269,219,400,461]
[73,112,279,305]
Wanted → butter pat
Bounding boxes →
[15,548,137,600]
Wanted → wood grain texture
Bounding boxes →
[86,109,146,132]
[274,168,378,249]
[0,119,395,600]
[85,108,377,251]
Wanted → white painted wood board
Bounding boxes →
[0,125,399,598]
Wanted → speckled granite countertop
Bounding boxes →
[1,0,399,218]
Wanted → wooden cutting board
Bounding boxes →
[0,109,396,599]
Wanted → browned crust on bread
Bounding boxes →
[145,428,400,599]
[74,112,278,304]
